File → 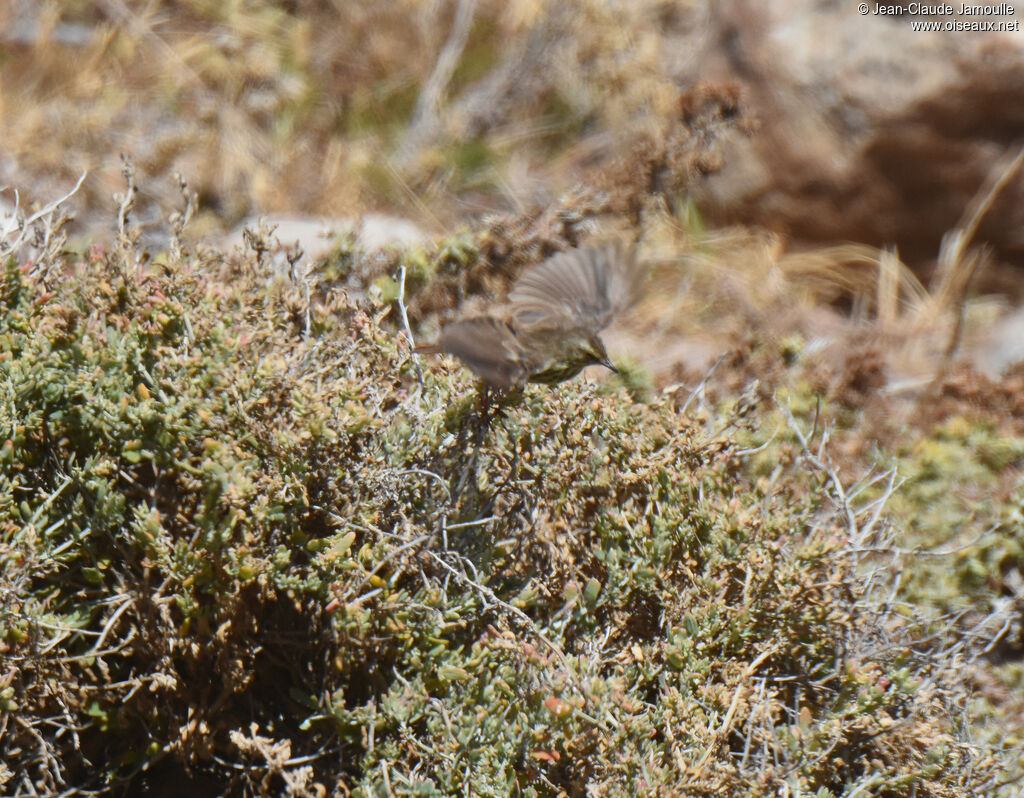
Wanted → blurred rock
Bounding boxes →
[223,214,427,261]
[695,0,1024,271]
[975,304,1024,377]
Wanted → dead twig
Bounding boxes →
[395,0,478,166]
[395,263,423,382]
[115,154,138,243]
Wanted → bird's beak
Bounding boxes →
[601,357,619,374]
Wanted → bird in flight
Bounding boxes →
[415,242,643,390]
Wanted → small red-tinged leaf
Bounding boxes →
[543,696,570,717]
[530,750,561,763]
[798,706,812,734]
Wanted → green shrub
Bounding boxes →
[0,237,999,796]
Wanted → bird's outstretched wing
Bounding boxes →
[508,241,643,333]
[426,316,531,389]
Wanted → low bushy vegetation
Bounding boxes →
[0,198,1008,796]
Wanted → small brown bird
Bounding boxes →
[415,242,643,389]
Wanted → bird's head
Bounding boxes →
[577,333,617,374]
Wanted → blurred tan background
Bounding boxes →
[3,0,1024,382]
[1,1,1020,251]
